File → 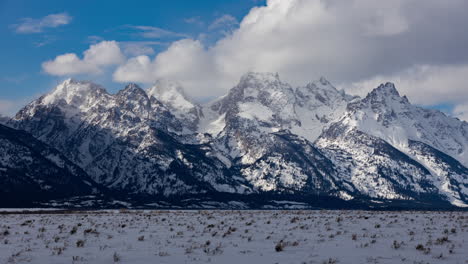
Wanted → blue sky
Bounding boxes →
[0,0,264,114]
[1,0,468,120]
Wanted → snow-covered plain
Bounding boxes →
[0,210,466,264]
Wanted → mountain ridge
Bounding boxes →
[6,72,468,208]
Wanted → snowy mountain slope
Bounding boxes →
[342,83,468,167]
[233,132,342,194]
[147,79,202,132]
[316,83,468,206]
[84,128,248,196]
[292,77,359,141]
[0,124,100,206]
[406,140,468,207]
[194,73,360,197]
[316,125,442,201]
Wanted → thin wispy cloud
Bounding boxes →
[184,16,204,27]
[129,25,187,39]
[87,35,105,44]
[2,74,29,84]
[12,13,72,34]
[121,41,165,56]
[208,14,238,31]
[34,35,57,47]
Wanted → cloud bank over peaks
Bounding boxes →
[38,0,468,120]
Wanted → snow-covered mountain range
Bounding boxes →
[4,72,468,208]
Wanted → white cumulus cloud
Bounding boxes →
[42,41,125,76]
[113,0,426,97]
[114,39,220,94]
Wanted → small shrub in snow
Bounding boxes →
[392,240,402,249]
[113,252,120,262]
[290,217,299,223]
[275,242,284,252]
[84,228,98,235]
[415,244,431,254]
[322,258,338,264]
[76,240,85,248]
[435,236,449,245]
[21,220,33,226]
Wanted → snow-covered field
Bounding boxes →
[0,210,466,264]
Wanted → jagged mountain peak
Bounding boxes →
[240,71,281,84]
[234,72,286,95]
[41,78,108,106]
[117,83,148,99]
[301,77,360,103]
[348,82,411,114]
[302,77,342,96]
[375,82,399,94]
[147,79,196,111]
[151,79,186,95]
[123,83,143,91]
[318,76,332,86]
[365,82,405,101]
[226,72,295,116]
[232,71,293,98]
